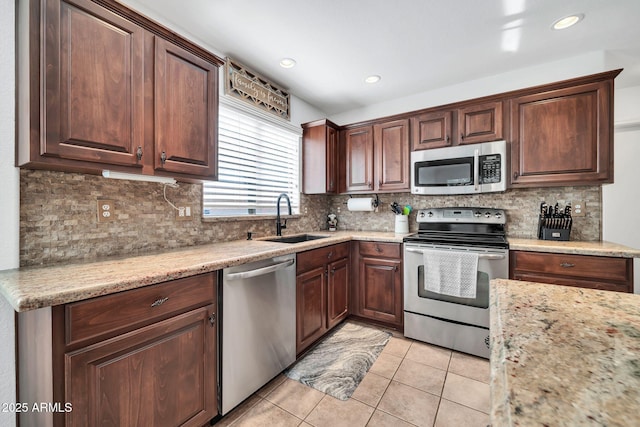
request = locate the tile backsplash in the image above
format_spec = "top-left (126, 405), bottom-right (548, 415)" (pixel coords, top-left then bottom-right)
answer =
top-left (20, 169), bottom-right (601, 266)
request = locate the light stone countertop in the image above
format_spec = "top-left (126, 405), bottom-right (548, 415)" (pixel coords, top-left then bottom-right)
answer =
top-left (508, 237), bottom-right (640, 258)
top-left (2, 231), bottom-right (639, 313)
top-left (490, 278), bottom-right (640, 426)
top-left (0, 231), bottom-right (407, 312)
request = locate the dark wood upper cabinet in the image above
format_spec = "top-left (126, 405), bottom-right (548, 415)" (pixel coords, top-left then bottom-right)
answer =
top-left (411, 102), bottom-right (502, 151)
top-left (19, 0), bottom-right (145, 170)
top-left (411, 110), bottom-right (453, 150)
top-left (343, 125), bottom-right (375, 192)
top-left (154, 38), bottom-right (218, 178)
top-left (302, 119), bottom-right (340, 194)
top-left (458, 101), bottom-right (503, 145)
top-left (510, 78), bottom-right (615, 187)
top-left (342, 120), bottom-right (409, 193)
top-left (17, 0), bottom-right (223, 180)
top-left (374, 119), bottom-right (410, 192)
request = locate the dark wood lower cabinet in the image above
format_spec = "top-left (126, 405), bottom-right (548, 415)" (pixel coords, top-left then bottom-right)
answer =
top-left (66, 306), bottom-right (215, 427)
top-left (296, 266), bottom-right (327, 352)
top-left (510, 251), bottom-right (633, 293)
top-left (296, 243), bottom-right (350, 355)
top-left (327, 257), bottom-right (350, 329)
top-left (351, 242), bottom-right (403, 330)
top-left (18, 273), bottom-right (218, 427)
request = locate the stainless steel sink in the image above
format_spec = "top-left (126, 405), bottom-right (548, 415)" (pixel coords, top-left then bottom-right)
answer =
top-left (264, 234), bottom-right (329, 244)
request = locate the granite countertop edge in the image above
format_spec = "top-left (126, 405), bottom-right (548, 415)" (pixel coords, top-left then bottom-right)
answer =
top-left (2, 232), bottom-right (639, 312)
top-left (0, 231), bottom-right (407, 312)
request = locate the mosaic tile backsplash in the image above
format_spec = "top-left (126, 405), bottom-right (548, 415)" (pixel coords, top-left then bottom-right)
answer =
top-left (20, 169), bottom-right (601, 266)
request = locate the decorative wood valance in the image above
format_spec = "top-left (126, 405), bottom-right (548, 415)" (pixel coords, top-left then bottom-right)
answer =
top-left (224, 58), bottom-right (290, 120)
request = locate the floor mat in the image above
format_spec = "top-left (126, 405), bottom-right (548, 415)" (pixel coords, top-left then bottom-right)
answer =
top-left (285, 322), bottom-right (391, 400)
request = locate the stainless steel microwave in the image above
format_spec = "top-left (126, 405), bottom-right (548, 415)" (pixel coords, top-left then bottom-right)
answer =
top-left (411, 140), bottom-right (507, 195)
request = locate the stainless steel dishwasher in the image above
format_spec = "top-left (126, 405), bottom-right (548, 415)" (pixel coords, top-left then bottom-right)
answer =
top-left (220, 254), bottom-right (296, 415)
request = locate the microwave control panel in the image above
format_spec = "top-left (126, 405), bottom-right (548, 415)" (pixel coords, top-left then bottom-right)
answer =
top-left (479, 154), bottom-right (502, 184)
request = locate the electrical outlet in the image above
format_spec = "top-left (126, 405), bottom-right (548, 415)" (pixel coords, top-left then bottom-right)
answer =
top-left (176, 205), bottom-right (193, 221)
top-left (97, 199), bottom-right (115, 222)
top-left (573, 200), bottom-right (586, 217)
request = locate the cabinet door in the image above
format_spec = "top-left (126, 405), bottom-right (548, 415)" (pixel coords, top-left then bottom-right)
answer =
top-left (66, 305), bottom-right (217, 427)
top-left (296, 266), bottom-right (327, 354)
top-left (42, 0), bottom-right (145, 167)
top-left (374, 119), bottom-right (410, 192)
top-left (302, 121), bottom-right (338, 194)
top-left (510, 80), bottom-right (613, 186)
top-left (327, 257), bottom-right (349, 329)
top-left (359, 257), bottom-right (403, 326)
top-left (326, 126), bottom-right (339, 193)
top-left (410, 110), bottom-right (453, 150)
top-left (344, 126), bottom-right (374, 192)
top-left (457, 101), bottom-right (503, 145)
top-left (155, 38), bottom-right (218, 179)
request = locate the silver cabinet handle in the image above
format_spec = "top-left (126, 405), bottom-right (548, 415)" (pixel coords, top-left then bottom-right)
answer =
top-left (226, 259), bottom-right (294, 280)
top-left (151, 297), bottom-right (169, 307)
top-left (560, 262), bottom-right (575, 268)
top-left (473, 148), bottom-right (480, 191)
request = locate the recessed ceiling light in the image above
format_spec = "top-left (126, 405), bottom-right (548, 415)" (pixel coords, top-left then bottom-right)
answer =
top-left (365, 75), bottom-right (381, 84)
top-left (279, 58), bottom-right (296, 68)
top-left (552, 14), bottom-right (584, 30)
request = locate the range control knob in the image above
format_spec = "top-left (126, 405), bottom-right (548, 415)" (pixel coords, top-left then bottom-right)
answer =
top-left (427, 211), bottom-right (434, 217)
top-left (474, 211), bottom-right (481, 217)
top-left (485, 212), bottom-right (491, 218)
top-left (419, 211), bottom-right (425, 218)
top-left (495, 212), bottom-right (503, 219)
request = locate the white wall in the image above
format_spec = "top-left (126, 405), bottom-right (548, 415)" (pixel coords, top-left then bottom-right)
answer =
top-left (603, 85), bottom-right (640, 294)
top-left (328, 50), bottom-right (635, 125)
top-left (0, 0), bottom-right (19, 425)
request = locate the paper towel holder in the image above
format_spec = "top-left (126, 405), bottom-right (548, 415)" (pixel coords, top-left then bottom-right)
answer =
top-left (343, 194), bottom-right (380, 208)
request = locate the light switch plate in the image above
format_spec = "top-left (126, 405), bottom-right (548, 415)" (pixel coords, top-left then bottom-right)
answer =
top-left (176, 205), bottom-right (193, 221)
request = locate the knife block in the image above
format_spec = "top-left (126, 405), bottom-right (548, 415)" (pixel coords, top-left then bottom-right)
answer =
top-left (537, 214), bottom-right (572, 241)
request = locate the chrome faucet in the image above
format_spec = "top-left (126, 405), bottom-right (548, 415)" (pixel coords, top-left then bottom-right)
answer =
top-left (276, 193), bottom-right (291, 236)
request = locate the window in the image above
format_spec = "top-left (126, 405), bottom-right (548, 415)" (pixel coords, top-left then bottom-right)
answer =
top-left (203, 102), bottom-right (300, 217)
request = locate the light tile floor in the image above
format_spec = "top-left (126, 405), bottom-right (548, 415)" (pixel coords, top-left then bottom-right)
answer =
top-left (215, 327), bottom-right (490, 427)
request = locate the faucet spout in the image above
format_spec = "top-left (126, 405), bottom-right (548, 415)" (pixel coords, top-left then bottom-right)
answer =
top-left (276, 193), bottom-right (292, 236)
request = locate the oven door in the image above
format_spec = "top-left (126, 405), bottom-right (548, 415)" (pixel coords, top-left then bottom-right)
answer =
top-left (403, 243), bottom-right (508, 328)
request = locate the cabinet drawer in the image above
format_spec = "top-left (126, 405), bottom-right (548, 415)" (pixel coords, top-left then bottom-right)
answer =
top-left (297, 243), bottom-right (349, 273)
top-left (358, 242), bottom-right (401, 259)
top-left (66, 273), bottom-right (216, 347)
top-left (511, 251), bottom-right (631, 282)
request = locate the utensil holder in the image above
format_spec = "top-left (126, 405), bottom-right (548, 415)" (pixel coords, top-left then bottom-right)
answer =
top-left (395, 215), bottom-right (409, 234)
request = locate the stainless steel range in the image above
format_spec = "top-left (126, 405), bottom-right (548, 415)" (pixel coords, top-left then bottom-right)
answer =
top-left (403, 207), bottom-right (508, 359)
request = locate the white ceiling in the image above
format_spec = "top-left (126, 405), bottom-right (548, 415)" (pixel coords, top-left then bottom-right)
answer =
top-left (120, 0), bottom-right (640, 117)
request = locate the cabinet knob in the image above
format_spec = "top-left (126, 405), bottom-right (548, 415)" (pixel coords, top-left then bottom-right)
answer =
top-left (513, 171), bottom-right (519, 180)
top-left (161, 151), bottom-right (167, 165)
top-left (208, 313), bottom-right (216, 327)
top-left (327, 251), bottom-right (333, 259)
top-left (460, 132), bottom-right (464, 141)
top-left (136, 146), bottom-right (143, 161)
top-left (394, 265), bottom-right (399, 272)
top-left (446, 135), bottom-right (450, 143)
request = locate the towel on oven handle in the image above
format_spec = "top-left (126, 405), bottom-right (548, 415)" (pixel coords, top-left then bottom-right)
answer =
top-left (422, 249), bottom-right (478, 298)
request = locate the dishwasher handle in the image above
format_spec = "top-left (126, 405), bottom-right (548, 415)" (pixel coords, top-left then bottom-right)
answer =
top-left (406, 247), bottom-right (506, 260)
top-left (226, 258), bottom-right (295, 280)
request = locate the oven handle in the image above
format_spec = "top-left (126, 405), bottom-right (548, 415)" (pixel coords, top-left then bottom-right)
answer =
top-left (405, 247), bottom-right (506, 260)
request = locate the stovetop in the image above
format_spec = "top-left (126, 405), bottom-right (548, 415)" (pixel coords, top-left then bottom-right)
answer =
top-left (403, 207), bottom-right (509, 249)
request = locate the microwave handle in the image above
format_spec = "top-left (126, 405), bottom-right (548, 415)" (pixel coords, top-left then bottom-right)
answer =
top-left (473, 148), bottom-right (480, 191)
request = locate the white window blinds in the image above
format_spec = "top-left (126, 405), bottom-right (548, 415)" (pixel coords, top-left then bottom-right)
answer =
top-left (203, 104), bottom-right (300, 217)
